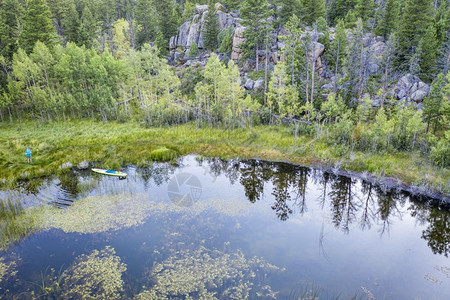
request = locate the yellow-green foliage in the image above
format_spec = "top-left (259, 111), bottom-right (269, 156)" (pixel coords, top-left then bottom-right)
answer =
top-left (135, 246), bottom-right (281, 299)
top-left (149, 147), bottom-right (178, 161)
top-left (60, 246), bottom-right (126, 299)
top-left (0, 257), bottom-right (18, 284)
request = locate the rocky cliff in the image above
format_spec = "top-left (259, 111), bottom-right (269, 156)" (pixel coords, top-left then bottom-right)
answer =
top-left (169, 3), bottom-right (430, 104)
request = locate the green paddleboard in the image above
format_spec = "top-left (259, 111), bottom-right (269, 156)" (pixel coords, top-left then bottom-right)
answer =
top-left (91, 168), bottom-right (127, 177)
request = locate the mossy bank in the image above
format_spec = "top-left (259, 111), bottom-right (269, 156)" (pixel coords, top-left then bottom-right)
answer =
top-left (0, 120), bottom-right (448, 198)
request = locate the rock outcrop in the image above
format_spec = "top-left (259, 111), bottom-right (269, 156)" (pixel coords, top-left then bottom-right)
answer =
top-left (169, 2), bottom-right (428, 104)
top-left (169, 3), bottom-right (239, 52)
top-left (231, 25), bottom-right (246, 60)
top-left (391, 74), bottom-right (430, 103)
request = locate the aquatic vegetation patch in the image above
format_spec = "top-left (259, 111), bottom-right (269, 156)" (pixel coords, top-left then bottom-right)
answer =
top-left (135, 246), bottom-right (282, 299)
top-left (40, 194), bottom-right (157, 234)
top-left (39, 193), bottom-right (257, 234)
top-left (59, 246), bottom-right (127, 299)
top-left (0, 257), bottom-right (18, 284)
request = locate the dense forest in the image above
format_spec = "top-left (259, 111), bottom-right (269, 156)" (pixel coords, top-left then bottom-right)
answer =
top-left (0, 0), bottom-right (449, 168)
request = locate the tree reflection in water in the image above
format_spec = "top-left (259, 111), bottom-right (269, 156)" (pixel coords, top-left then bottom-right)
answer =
top-left (2, 156), bottom-right (449, 258)
top-left (193, 158), bottom-right (450, 257)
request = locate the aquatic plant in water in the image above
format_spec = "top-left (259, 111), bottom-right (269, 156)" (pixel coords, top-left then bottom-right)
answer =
top-left (0, 257), bottom-right (18, 284)
top-left (135, 246), bottom-right (282, 299)
top-left (59, 246), bottom-right (126, 299)
top-left (40, 193), bottom-right (257, 234)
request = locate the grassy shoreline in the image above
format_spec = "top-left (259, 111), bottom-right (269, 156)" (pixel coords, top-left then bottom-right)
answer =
top-left (0, 120), bottom-right (449, 197)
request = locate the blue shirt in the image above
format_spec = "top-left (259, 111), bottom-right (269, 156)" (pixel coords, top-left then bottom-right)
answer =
top-left (25, 149), bottom-right (31, 157)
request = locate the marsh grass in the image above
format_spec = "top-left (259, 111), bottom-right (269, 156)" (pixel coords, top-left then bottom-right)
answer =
top-left (0, 120), bottom-right (448, 194)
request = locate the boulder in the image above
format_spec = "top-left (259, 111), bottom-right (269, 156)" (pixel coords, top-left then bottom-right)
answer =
top-left (411, 90), bottom-right (428, 103)
top-left (215, 2), bottom-right (227, 12)
top-left (217, 10), bottom-right (233, 30)
top-left (196, 4), bottom-right (208, 15)
top-left (77, 161), bottom-right (89, 170)
top-left (244, 79), bottom-right (255, 90)
top-left (311, 42), bottom-right (325, 61)
top-left (321, 83), bottom-right (333, 90)
top-left (371, 41), bottom-right (386, 57)
top-left (254, 78), bottom-right (265, 90)
top-left (372, 95), bottom-right (383, 107)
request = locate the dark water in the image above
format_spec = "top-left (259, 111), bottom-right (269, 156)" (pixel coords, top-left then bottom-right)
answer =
top-left (1, 155), bottom-right (449, 299)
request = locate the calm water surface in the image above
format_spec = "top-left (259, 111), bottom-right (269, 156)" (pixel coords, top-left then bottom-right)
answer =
top-left (0, 155), bottom-right (449, 299)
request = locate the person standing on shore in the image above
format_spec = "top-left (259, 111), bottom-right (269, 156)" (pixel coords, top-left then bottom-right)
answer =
top-left (25, 147), bottom-right (32, 163)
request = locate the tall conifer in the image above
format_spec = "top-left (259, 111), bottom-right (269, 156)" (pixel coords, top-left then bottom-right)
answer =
top-left (20, 0), bottom-right (58, 53)
top-left (203, 1), bottom-right (219, 51)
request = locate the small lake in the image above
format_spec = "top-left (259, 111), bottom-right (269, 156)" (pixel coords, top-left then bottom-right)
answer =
top-left (1, 155), bottom-right (449, 299)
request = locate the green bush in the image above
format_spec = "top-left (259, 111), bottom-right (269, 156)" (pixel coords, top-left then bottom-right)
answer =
top-left (430, 131), bottom-right (450, 167)
top-left (149, 147), bottom-right (179, 161)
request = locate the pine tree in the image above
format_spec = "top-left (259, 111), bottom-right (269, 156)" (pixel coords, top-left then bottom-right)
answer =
top-left (302, 0), bottom-right (326, 25)
top-left (203, 1), bottom-right (219, 51)
top-left (20, 0), bottom-right (58, 53)
top-left (63, 0), bottom-right (80, 44)
top-left (218, 29), bottom-right (233, 53)
top-left (155, 30), bottom-right (168, 56)
top-left (331, 0), bottom-right (357, 24)
top-left (419, 24), bottom-right (440, 82)
top-left (78, 5), bottom-right (97, 48)
top-left (155, 0), bottom-right (178, 40)
top-left (328, 20), bottom-right (347, 92)
top-left (279, 0), bottom-right (304, 25)
top-left (241, 0), bottom-right (273, 71)
top-left (189, 41), bottom-right (199, 57)
top-left (222, 0), bottom-right (241, 10)
top-left (182, 0), bottom-right (196, 22)
top-left (136, 0), bottom-right (157, 48)
top-left (355, 0), bottom-right (376, 22)
top-left (0, 0), bottom-right (25, 60)
top-left (397, 0), bottom-right (434, 66)
top-left (423, 73), bottom-right (446, 133)
top-left (374, 0), bottom-right (400, 38)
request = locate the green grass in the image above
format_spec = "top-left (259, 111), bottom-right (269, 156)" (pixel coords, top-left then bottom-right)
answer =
top-left (0, 120), bottom-right (448, 195)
